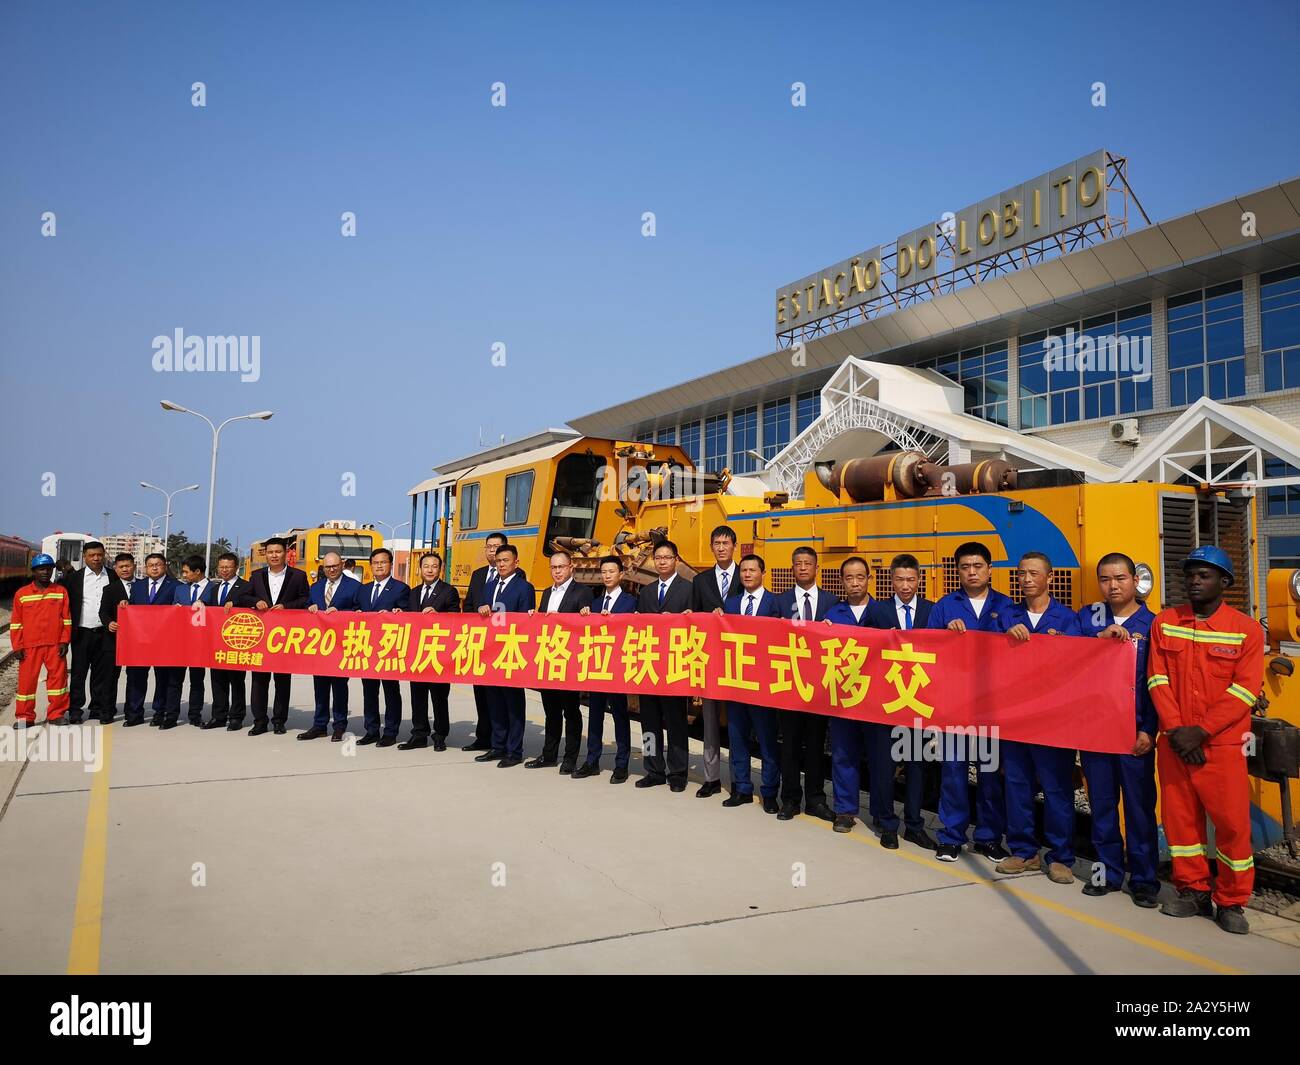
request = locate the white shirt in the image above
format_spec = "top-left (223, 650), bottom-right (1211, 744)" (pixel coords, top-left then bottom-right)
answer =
top-left (215, 578), bottom-right (237, 605)
top-left (186, 578), bottom-right (210, 605)
top-left (342, 567), bottom-right (360, 581)
top-left (370, 577), bottom-right (389, 604)
top-left (894, 595), bottom-right (919, 629)
top-left (968, 593), bottom-right (987, 618)
top-left (418, 580), bottom-right (440, 606)
top-left (547, 578), bottom-right (573, 612)
top-left (1026, 609), bottom-right (1045, 628)
top-left (714, 563), bottom-right (737, 600)
top-left (493, 573), bottom-right (514, 604)
top-left (739, 587), bottom-right (767, 614)
top-left (597, 586), bottom-right (622, 612)
top-left (656, 574), bottom-right (677, 598)
top-left (267, 567), bottom-right (286, 604)
top-left (792, 584), bottom-right (820, 620)
top-left (849, 602), bottom-right (869, 623)
top-left (80, 567), bottom-right (110, 627)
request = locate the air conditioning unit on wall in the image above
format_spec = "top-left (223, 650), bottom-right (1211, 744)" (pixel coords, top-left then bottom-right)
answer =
top-left (1110, 418), bottom-right (1140, 445)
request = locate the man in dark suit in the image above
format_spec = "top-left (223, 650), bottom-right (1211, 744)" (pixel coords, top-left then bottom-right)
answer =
top-left (461, 531), bottom-right (507, 752)
top-left (472, 543), bottom-right (535, 767)
top-left (401, 550), bottom-right (460, 751)
top-left (635, 539), bottom-right (694, 792)
top-left (237, 536), bottom-right (310, 736)
top-left (860, 553), bottom-right (938, 851)
top-left (826, 556), bottom-right (875, 831)
top-left (773, 545), bottom-right (838, 821)
top-left (527, 549), bottom-right (592, 773)
top-left (690, 524), bottom-right (742, 798)
top-left (355, 547), bottom-right (410, 747)
top-left (122, 552), bottom-right (181, 727)
top-left (721, 555), bottom-right (783, 813)
top-left (574, 555), bottom-right (637, 782)
top-left (62, 540), bottom-right (114, 724)
top-left (99, 552), bottom-right (138, 724)
top-left (299, 550), bottom-right (362, 741)
top-left (172, 554), bottom-right (211, 727)
top-left (202, 552), bottom-right (251, 730)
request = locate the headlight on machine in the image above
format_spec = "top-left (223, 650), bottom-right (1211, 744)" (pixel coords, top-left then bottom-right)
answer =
top-left (1135, 562), bottom-right (1154, 598)
top-left (1291, 568), bottom-right (1300, 602)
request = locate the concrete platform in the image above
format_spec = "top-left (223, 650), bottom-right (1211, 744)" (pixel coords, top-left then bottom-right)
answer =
top-left (1, 676), bottom-right (1297, 975)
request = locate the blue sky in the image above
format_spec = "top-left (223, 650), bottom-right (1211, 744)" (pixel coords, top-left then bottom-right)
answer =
top-left (2, 0), bottom-right (1298, 553)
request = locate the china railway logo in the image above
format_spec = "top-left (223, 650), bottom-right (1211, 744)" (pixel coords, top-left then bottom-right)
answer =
top-left (220, 611), bottom-right (265, 651)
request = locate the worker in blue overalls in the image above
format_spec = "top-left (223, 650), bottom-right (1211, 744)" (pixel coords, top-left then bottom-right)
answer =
top-left (927, 541), bottom-right (1016, 863)
top-left (995, 551), bottom-right (1082, 884)
top-left (1076, 551), bottom-right (1160, 908)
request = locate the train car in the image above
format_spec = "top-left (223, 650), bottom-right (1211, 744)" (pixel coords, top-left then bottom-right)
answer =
top-left (440, 435), bottom-right (1299, 861)
top-left (242, 522), bottom-right (384, 584)
top-left (40, 532), bottom-right (93, 573)
top-left (0, 533), bottom-right (38, 595)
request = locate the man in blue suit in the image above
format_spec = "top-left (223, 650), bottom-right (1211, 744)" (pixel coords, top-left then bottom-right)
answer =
top-left (123, 552), bottom-right (181, 728)
top-left (995, 551), bottom-right (1081, 885)
top-left (827, 556), bottom-right (877, 834)
top-left (773, 546), bottom-right (837, 821)
top-left (472, 543), bottom-right (536, 767)
top-left (574, 555), bottom-right (638, 782)
top-left (721, 555), bottom-right (783, 813)
top-left (172, 554), bottom-right (211, 728)
top-left (927, 540), bottom-right (1017, 864)
top-left (862, 553), bottom-right (938, 851)
top-left (300, 550), bottom-right (362, 741)
top-left (355, 547), bottom-right (409, 747)
top-left (201, 552), bottom-right (251, 730)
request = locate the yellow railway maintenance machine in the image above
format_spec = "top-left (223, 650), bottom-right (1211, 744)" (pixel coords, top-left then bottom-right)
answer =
top-left (443, 438), bottom-right (1298, 867)
top-left (243, 521), bottom-right (384, 585)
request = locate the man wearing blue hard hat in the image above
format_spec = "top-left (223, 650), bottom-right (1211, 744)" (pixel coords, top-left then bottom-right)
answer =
top-left (10, 554), bottom-right (73, 725)
top-left (1146, 545), bottom-right (1263, 934)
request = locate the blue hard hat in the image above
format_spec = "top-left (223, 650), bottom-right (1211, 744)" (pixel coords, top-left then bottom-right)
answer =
top-left (31, 553), bottom-right (55, 569)
top-left (1183, 545), bottom-right (1234, 582)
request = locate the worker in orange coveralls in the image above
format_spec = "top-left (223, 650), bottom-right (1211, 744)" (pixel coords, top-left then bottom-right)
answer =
top-left (11, 553), bottom-right (73, 726)
top-left (1146, 546), bottom-right (1262, 935)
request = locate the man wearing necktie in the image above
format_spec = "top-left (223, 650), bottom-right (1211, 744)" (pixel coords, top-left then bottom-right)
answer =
top-left (354, 547), bottom-right (411, 747)
top-left (526, 550), bottom-right (592, 773)
top-left (574, 556), bottom-right (638, 781)
top-left (635, 540), bottom-right (694, 791)
top-left (774, 546), bottom-right (839, 822)
top-left (402, 551), bottom-right (460, 751)
top-left (98, 552), bottom-right (138, 724)
top-left (170, 554), bottom-right (211, 729)
top-left (461, 532), bottom-right (508, 752)
top-left (300, 551), bottom-right (363, 740)
top-left (473, 544), bottom-right (536, 767)
top-left (690, 525), bottom-right (742, 798)
top-left (123, 553), bottom-right (180, 727)
top-left (202, 552), bottom-right (252, 730)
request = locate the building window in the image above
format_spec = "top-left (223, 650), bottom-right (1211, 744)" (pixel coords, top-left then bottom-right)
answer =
top-left (679, 421), bottom-right (701, 464)
top-left (459, 482), bottom-right (480, 530)
top-left (635, 430), bottom-right (653, 443)
top-left (1262, 265), bottom-right (1300, 393)
top-left (1265, 458), bottom-right (1300, 517)
top-left (1168, 281), bottom-right (1245, 406)
top-left (503, 470), bottom-right (534, 525)
top-left (1017, 304), bottom-right (1153, 427)
top-left (704, 414), bottom-right (728, 473)
top-left (762, 398), bottom-right (791, 460)
top-left (796, 389), bottom-right (820, 433)
top-left (1270, 534), bottom-right (1300, 570)
top-left (731, 406), bottom-right (758, 473)
top-left (921, 343), bottom-right (1009, 425)
top-left (655, 426), bottom-right (677, 445)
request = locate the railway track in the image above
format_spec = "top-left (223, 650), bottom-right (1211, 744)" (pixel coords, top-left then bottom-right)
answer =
top-left (0, 622), bottom-right (12, 672)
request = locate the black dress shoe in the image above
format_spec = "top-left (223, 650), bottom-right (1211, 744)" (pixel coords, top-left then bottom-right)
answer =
top-left (559, 762), bottom-right (576, 776)
top-left (149, 719), bottom-right (162, 727)
top-left (806, 801), bottom-right (836, 822)
top-left (722, 791), bottom-right (754, 807)
top-left (833, 814), bottom-right (855, 833)
top-left (496, 756), bottom-right (522, 768)
top-left (433, 737), bottom-right (446, 752)
top-left (67, 714), bottom-right (84, 725)
top-left (474, 749), bottom-right (504, 762)
top-left (249, 723), bottom-right (269, 736)
top-left (572, 762), bottom-right (600, 779)
top-left (609, 767), bottom-right (628, 783)
top-left (123, 719), bottom-right (146, 728)
top-left (524, 756), bottom-right (557, 769)
top-left (1082, 882), bottom-right (1121, 897)
top-left (669, 780), bottom-right (686, 793)
top-left (777, 802), bottom-right (800, 821)
top-left (227, 722), bottom-right (244, 731)
top-left (903, 828), bottom-right (939, 851)
top-left (463, 740), bottom-right (491, 752)
top-left (357, 733), bottom-right (379, 746)
top-left (695, 780), bottom-right (722, 798)
top-left (1130, 885), bottom-right (1160, 909)
top-left (880, 830), bottom-right (900, 850)
top-left (273, 724), bottom-right (286, 735)
top-left (201, 720), bottom-right (227, 730)
top-left (761, 795), bottom-right (780, 814)
top-left (159, 721), bottom-right (178, 731)
top-left (398, 737), bottom-right (427, 750)
top-left (376, 736), bottom-right (396, 748)
top-left (635, 775), bottom-right (666, 789)
top-left (298, 726), bottom-right (327, 741)
top-left (331, 729), bottom-right (346, 742)
top-left (972, 841), bottom-right (1009, 863)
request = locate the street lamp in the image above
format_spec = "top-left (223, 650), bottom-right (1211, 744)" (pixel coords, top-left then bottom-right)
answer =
top-left (160, 401), bottom-right (273, 571)
top-left (367, 520), bottom-right (410, 541)
top-left (139, 482), bottom-right (200, 549)
top-left (131, 511), bottom-right (163, 537)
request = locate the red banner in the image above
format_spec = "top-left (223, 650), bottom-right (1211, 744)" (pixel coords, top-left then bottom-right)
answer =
top-left (116, 605), bottom-right (1136, 753)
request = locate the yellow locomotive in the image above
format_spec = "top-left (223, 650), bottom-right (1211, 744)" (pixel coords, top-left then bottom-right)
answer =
top-left (242, 522), bottom-right (385, 584)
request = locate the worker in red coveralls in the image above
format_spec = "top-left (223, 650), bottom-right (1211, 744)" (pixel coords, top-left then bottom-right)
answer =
top-left (11, 553), bottom-right (73, 726)
top-left (1147, 546), bottom-right (1262, 935)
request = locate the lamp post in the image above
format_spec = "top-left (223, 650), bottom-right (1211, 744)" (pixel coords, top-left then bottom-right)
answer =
top-left (139, 482), bottom-right (199, 551)
top-left (160, 402), bottom-right (273, 572)
top-left (131, 511), bottom-right (163, 537)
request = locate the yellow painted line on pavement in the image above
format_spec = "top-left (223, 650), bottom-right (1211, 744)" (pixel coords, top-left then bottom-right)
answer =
top-left (67, 726), bottom-right (112, 974)
top-left (808, 816), bottom-right (1243, 975)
